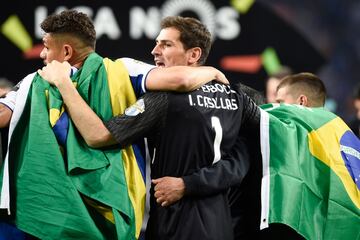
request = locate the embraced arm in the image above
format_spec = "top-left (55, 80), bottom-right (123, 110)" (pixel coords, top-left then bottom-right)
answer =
top-left (153, 95), bottom-right (261, 206)
top-left (38, 60), bottom-right (226, 146)
top-left (39, 61), bottom-right (166, 148)
top-left (38, 61), bottom-right (114, 148)
top-left (153, 135), bottom-right (251, 206)
top-left (145, 65), bottom-right (229, 92)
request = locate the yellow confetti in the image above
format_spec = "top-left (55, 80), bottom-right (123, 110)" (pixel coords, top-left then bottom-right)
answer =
top-left (1, 15), bottom-right (32, 52)
top-left (231, 0), bottom-right (255, 14)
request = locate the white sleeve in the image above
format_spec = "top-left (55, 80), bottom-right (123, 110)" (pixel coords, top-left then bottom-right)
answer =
top-left (0, 72), bottom-right (36, 112)
top-left (0, 91), bottom-right (17, 111)
top-left (120, 57), bottom-right (156, 93)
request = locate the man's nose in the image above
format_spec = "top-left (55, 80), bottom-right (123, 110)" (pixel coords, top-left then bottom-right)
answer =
top-left (39, 48), bottom-right (46, 59)
top-left (151, 45), bottom-right (160, 56)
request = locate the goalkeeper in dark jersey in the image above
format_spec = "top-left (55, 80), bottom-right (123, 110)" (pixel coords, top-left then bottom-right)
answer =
top-left (104, 82), bottom-right (259, 239)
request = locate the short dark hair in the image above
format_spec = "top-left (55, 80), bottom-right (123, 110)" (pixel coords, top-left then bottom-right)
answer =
top-left (41, 10), bottom-right (96, 49)
top-left (277, 72), bottom-right (326, 107)
top-left (161, 16), bottom-right (212, 65)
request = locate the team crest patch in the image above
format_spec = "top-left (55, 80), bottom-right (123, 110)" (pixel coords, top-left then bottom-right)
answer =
top-left (125, 99), bottom-right (145, 116)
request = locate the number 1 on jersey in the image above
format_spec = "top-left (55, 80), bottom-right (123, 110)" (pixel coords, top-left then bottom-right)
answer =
top-left (211, 116), bottom-right (223, 164)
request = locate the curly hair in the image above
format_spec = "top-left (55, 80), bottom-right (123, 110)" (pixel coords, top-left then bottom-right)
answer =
top-left (41, 10), bottom-right (96, 49)
top-left (161, 16), bottom-right (212, 65)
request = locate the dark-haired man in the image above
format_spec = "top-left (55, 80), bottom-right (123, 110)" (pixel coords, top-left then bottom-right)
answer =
top-left (259, 72), bottom-right (328, 239)
top-left (148, 16), bottom-right (264, 239)
top-left (275, 72), bottom-right (326, 107)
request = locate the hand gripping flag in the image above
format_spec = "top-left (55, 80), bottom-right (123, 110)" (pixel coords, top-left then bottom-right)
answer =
top-left (0, 53), bottom-right (145, 239)
top-left (260, 104), bottom-right (360, 239)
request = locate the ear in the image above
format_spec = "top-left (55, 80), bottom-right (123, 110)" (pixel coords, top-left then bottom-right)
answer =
top-left (187, 47), bottom-right (202, 65)
top-left (63, 44), bottom-right (73, 61)
top-left (298, 94), bottom-right (309, 106)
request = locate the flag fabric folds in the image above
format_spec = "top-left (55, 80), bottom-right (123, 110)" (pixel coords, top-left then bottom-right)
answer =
top-left (260, 104), bottom-right (360, 240)
top-left (0, 53), bottom-right (145, 239)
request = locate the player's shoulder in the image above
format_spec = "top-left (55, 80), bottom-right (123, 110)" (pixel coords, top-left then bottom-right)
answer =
top-left (119, 57), bottom-right (154, 67)
top-left (118, 57), bottom-right (155, 77)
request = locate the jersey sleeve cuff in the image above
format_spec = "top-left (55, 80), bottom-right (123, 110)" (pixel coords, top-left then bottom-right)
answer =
top-left (142, 67), bottom-right (157, 93)
top-left (0, 91), bottom-right (17, 111)
top-left (182, 175), bottom-right (199, 196)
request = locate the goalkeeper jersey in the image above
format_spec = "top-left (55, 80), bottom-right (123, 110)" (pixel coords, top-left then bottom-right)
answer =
top-left (105, 81), bottom-right (260, 240)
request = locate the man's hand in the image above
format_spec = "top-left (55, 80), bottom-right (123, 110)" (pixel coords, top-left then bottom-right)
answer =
top-left (212, 68), bottom-right (229, 85)
top-left (152, 177), bottom-right (185, 207)
top-left (37, 60), bottom-right (72, 87)
top-left (187, 66), bottom-right (229, 90)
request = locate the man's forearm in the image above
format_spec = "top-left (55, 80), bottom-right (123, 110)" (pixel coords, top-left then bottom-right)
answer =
top-left (152, 154), bottom-right (248, 207)
top-left (146, 66), bottom-right (228, 92)
top-left (182, 136), bottom-right (251, 196)
top-left (152, 136), bottom-right (251, 207)
top-left (38, 61), bottom-right (115, 148)
top-left (182, 158), bottom-right (248, 196)
top-left (56, 78), bottom-right (115, 148)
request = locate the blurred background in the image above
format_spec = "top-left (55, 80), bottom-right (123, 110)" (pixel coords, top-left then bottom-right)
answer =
top-left (0, 0), bottom-right (359, 125)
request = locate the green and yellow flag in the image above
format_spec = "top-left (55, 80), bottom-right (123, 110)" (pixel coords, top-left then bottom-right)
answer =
top-left (260, 104), bottom-right (360, 239)
top-left (1, 53), bottom-right (145, 239)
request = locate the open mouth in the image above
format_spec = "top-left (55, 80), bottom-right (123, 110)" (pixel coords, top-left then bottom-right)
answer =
top-left (155, 60), bottom-right (165, 67)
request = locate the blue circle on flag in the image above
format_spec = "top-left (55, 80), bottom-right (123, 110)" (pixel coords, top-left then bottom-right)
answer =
top-left (340, 131), bottom-right (360, 190)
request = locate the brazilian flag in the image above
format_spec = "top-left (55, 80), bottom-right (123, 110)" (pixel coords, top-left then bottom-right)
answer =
top-left (0, 53), bottom-right (145, 239)
top-left (260, 104), bottom-right (360, 239)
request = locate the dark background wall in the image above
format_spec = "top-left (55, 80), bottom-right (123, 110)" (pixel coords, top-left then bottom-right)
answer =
top-left (260, 0), bottom-right (360, 123)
